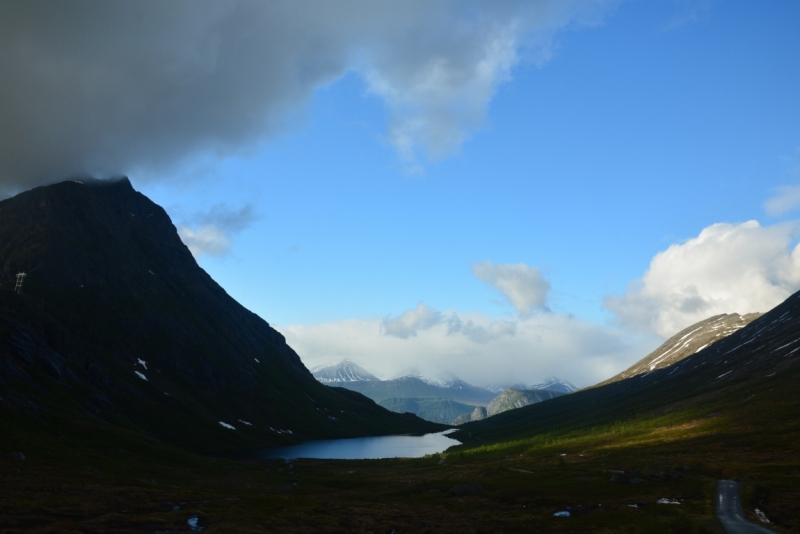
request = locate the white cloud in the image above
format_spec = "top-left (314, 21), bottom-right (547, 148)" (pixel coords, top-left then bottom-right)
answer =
top-left (765, 185), bottom-right (800, 216)
top-left (177, 225), bottom-right (230, 257)
top-left (446, 315), bottom-right (517, 344)
top-left (365, 23), bottom-right (518, 166)
top-left (472, 261), bottom-right (550, 315)
top-left (280, 309), bottom-right (651, 389)
top-left (605, 220), bottom-right (800, 338)
top-left (0, 1), bottom-right (619, 189)
top-left (380, 302), bottom-right (518, 344)
top-left (381, 302), bottom-right (442, 338)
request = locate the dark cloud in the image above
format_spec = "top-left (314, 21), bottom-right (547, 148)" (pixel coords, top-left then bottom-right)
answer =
top-left (0, 1), bottom-right (617, 191)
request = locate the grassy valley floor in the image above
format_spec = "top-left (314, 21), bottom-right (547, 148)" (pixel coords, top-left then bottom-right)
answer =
top-left (2, 369), bottom-right (798, 533)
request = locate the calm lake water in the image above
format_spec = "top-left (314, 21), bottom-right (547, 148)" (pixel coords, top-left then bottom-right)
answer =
top-left (258, 430), bottom-right (460, 460)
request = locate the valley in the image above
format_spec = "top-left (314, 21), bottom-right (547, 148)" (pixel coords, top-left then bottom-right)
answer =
top-left (1, 180), bottom-right (799, 533)
top-left (3, 328), bottom-right (798, 532)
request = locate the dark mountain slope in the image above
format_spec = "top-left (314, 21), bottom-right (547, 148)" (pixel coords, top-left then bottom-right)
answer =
top-left (0, 178), bottom-right (438, 453)
top-left (455, 290), bottom-right (800, 445)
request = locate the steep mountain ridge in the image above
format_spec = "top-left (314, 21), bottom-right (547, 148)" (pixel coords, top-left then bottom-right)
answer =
top-left (598, 312), bottom-right (761, 387)
top-left (453, 406), bottom-right (487, 425)
top-left (452, 388), bottom-right (563, 425)
top-left (0, 179), bottom-right (438, 452)
top-left (486, 388), bottom-right (563, 416)
top-left (456, 291), bottom-right (800, 444)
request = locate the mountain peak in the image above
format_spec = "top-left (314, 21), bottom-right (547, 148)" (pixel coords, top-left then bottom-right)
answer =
top-left (0, 179), bottom-right (436, 451)
top-left (312, 359), bottom-right (379, 383)
top-left (529, 376), bottom-right (578, 394)
top-left (486, 377), bottom-right (577, 394)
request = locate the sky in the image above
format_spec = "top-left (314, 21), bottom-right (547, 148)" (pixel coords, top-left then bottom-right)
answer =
top-left (1, 1), bottom-right (799, 387)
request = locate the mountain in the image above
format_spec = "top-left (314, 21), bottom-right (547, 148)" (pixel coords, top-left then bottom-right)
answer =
top-left (486, 388), bottom-right (563, 416)
top-left (452, 388), bottom-right (563, 424)
top-left (335, 375), bottom-right (496, 406)
top-left (486, 376), bottom-right (577, 394)
top-left (377, 397), bottom-right (475, 425)
top-left (597, 312), bottom-right (761, 387)
top-left (442, 296), bottom-right (800, 532)
top-left (454, 292), bottom-right (800, 446)
top-left (312, 359), bottom-right (379, 383)
top-left (0, 178), bottom-right (438, 453)
top-left (453, 405), bottom-right (487, 425)
top-left (311, 361), bottom-right (496, 423)
top-left (528, 376), bottom-right (577, 393)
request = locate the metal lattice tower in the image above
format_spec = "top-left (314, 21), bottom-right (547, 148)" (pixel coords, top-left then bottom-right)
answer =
top-left (14, 272), bottom-right (26, 294)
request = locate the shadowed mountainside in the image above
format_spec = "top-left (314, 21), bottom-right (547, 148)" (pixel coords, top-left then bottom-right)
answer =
top-left (455, 290), bottom-right (800, 445)
top-left (0, 178), bottom-right (439, 453)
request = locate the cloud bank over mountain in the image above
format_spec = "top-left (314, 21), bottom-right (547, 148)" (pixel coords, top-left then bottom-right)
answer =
top-left (0, 0), bottom-right (617, 190)
top-left (284, 220), bottom-right (800, 386)
top-left (281, 310), bottom-right (647, 388)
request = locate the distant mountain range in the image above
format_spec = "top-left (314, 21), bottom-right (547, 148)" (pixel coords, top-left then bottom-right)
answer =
top-left (312, 361), bottom-right (576, 424)
top-left (376, 397), bottom-right (476, 425)
top-left (330, 374), bottom-right (497, 406)
top-left (313, 310), bottom-right (767, 427)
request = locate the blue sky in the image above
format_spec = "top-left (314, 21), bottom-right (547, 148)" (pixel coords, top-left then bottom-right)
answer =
top-left (3, 1), bottom-right (800, 386)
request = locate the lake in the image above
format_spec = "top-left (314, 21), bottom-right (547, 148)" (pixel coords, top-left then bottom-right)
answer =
top-left (258, 430), bottom-right (460, 460)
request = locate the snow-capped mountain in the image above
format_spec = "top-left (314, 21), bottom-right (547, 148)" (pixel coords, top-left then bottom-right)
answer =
top-left (313, 364), bottom-right (495, 406)
top-left (339, 375), bottom-right (496, 406)
top-left (312, 359), bottom-right (379, 383)
top-left (486, 377), bottom-right (577, 394)
top-left (599, 312), bottom-right (761, 386)
top-left (529, 377), bottom-right (578, 394)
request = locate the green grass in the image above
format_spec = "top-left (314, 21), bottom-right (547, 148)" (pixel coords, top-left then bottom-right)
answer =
top-left (4, 362), bottom-right (798, 533)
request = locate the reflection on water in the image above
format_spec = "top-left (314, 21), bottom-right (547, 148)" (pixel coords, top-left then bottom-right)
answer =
top-left (259, 430), bottom-right (460, 460)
